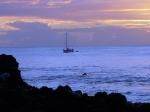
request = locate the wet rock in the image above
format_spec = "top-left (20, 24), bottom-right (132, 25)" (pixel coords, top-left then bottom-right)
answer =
top-left (74, 90), bottom-right (82, 96)
top-left (82, 73), bottom-right (87, 76)
top-left (107, 93), bottom-right (127, 112)
top-left (0, 54), bottom-right (30, 89)
top-left (95, 92), bottom-right (107, 98)
top-left (0, 73), bottom-right (11, 81)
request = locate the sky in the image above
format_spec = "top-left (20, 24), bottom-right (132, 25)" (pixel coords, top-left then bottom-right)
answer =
top-left (1, 0), bottom-right (150, 47)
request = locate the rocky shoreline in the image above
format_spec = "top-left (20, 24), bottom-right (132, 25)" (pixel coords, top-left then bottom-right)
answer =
top-left (0, 54), bottom-right (149, 112)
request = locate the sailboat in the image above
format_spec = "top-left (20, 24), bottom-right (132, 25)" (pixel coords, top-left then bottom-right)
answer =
top-left (63, 32), bottom-right (74, 53)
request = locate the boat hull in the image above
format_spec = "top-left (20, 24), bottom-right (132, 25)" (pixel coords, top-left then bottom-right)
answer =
top-left (63, 48), bottom-right (74, 53)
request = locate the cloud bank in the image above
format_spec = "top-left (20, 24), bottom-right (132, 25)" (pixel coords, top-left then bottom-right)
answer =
top-left (1, 0), bottom-right (150, 47)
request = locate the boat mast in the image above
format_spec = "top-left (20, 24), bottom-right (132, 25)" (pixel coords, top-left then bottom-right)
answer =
top-left (65, 32), bottom-right (68, 49)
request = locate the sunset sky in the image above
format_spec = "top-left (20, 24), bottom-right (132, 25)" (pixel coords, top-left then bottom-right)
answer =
top-left (1, 0), bottom-right (150, 47)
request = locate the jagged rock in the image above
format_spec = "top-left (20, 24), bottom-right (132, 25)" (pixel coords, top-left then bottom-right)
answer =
top-left (0, 73), bottom-right (11, 81)
top-left (0, 54), bottom-right (19, 72)
top-left (95, 92), bottom-right (107, 98)
top-left (0, 54), bottom-right (30, 89)
top-left (82, 73), bottom-right (87, 76)
top-left (74, 90), bottom-right (82, 96)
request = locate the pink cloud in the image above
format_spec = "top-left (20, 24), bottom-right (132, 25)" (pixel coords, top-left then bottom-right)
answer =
top-left (0, 0), bottom-right (72, 8)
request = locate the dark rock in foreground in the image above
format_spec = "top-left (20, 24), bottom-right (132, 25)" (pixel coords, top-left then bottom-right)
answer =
top-left (0, 54), bottom-right (149, 112)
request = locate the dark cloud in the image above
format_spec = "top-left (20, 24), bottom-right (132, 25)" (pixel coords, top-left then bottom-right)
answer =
top-left (1, 22), bottom-right (150, 47)
top-left (0, 22), bottom-right (65, 47)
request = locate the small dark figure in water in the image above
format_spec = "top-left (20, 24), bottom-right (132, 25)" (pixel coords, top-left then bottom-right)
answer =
top-left (82, 73), bottom-right (87, 76)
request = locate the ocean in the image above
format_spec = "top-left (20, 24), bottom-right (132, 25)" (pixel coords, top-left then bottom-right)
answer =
top-left (0, 46), bottom-right (150, 102)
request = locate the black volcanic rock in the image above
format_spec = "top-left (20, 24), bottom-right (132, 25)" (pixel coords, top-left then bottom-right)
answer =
top-left (0, 54), bottom-right (18, 71)
top-left (107, 93), bottom-right (127, 112)
top-left (0, 54), bottom-right (30, 89)
top-left (0, 54), bottom-right (149, 112)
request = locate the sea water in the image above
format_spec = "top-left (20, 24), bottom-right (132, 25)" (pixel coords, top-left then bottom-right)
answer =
top-left (0, 46), bottom-right (150, 102)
